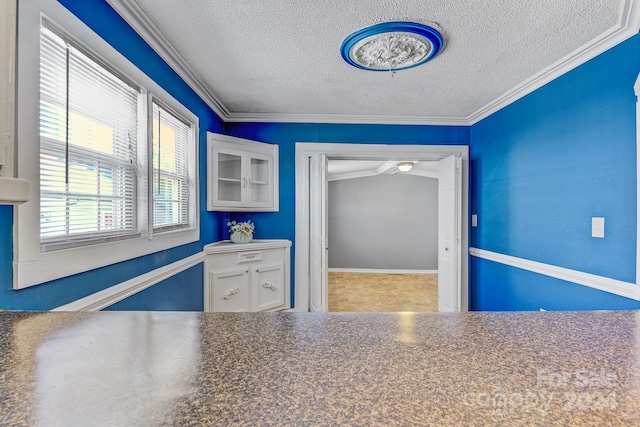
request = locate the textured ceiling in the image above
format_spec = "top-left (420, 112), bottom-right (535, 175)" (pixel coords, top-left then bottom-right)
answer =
top-left (131, 0), bottom-right (625, 122)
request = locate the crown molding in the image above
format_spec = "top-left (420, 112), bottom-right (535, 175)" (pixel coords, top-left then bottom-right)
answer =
top-left (467, 0), bottom-right (640, 125)
top-left (224, 112), bottom-right (470, 126)
top-left (105, 0), bottom-right (229, 119)
top-left (106, 0), bottom-right (639, 127)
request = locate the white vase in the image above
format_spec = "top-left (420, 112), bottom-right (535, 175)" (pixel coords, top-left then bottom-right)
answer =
top-left (230, 232), bottom-right (253, 244)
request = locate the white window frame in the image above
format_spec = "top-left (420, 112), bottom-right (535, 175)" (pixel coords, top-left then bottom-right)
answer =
top-left (148, 95), bottom-right (196, 236)
top-left (14, 0), bottom-right (199, 289)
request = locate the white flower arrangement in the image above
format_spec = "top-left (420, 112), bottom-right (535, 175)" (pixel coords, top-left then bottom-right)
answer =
top-left (227, 220), bottom-right (255, 236)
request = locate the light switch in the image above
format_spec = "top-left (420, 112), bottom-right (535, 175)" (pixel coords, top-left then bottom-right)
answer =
top-left (471, 214), bottom-right (478, 227)
top-left (592, 217), bottom-right (605, 238)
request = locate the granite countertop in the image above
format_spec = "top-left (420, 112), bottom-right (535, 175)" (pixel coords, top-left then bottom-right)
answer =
top-left (1, 310), bottom-right (639, 426)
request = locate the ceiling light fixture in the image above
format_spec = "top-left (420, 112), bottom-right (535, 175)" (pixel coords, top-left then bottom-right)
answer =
top-left (397, 162), bottom-right (414, 172)
top-left (340, 21), bottom-right (444, 72)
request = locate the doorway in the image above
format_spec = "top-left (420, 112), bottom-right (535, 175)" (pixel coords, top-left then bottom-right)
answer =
top-left (326, 160), bottom-right (440, 312)
top-left (294, 143), bottom-right (469, 312)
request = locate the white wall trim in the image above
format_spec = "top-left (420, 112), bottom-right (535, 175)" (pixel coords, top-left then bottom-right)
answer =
top-left (329, 268), bottom-right (438, 275)
top-left (105, 1), bottom-right (640, 127)
top-left (52, 252), bottom-right (206, 311)
top-left (0, 0), bottom-right (16, 180)
top-left (0, 177), bottom-right (28, 204)
top-left (225, 112), bottom-right (469, 126)
top-left (636, 71), bottom-right (640, 285)
top-left (105, 0), bottom-right (229, 120)
top-left (469, 247), bottom-right (640, 301)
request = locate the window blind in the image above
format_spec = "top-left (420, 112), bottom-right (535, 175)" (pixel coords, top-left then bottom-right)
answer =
top-left (39, 23), bottom-right (140, 249)
top-left (151, 100), bottom-right (191, 232)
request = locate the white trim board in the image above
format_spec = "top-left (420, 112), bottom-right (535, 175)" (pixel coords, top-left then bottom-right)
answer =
top-left (52, 252), bottom-right (206, 311)
top-left (106, 0), bottom-right (640, 126)
top-left (0, 177), bottom-right (29, 204)
top-left (636, 71), bottom-right (640, 285)
top-left (469, 248), bottom-right (640, 301)
top-left (329, 268), bottom-right (438, 275)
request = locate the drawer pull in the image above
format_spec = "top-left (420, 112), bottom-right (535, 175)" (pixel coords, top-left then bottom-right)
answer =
top-left (262, 282), bottom-right (277, 291)
top-left (223, 287), bottom-right (240, 300)
top-left (237, 251), bottom-right (262, 263)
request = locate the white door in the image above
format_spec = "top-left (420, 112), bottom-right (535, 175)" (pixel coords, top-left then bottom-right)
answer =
top-left (309, 154), bottom-right (328, 312)
top-left (438, 155), bottom-right (462, 312)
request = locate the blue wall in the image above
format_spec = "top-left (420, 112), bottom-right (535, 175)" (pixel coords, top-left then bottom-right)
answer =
top-left (470, 33), bottom-right (640, 310)
top-left (0, 0), bottom-right (224, 310)
top-left (224, 123), bottom-right (470, 305)
top-left (103, 265), bottom-right (204, 311)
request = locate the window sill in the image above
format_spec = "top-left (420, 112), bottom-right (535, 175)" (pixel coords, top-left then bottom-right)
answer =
top-left (14, 226), bottom-right (199, 289)
top-left (0, 177), bottom-right (29, 204)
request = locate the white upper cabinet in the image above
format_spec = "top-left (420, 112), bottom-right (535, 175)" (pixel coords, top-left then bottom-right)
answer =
top-left (207, 132), bottom-right (279, 212)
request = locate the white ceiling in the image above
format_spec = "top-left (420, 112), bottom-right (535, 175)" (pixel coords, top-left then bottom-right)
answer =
top-left (328, 160), bottom-right (438, 181)
top-left (110, 0), bottom-right (639, 125)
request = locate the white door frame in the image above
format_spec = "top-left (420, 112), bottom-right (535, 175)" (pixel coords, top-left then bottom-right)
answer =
top-left (295, 142), bottom-right (470, 312)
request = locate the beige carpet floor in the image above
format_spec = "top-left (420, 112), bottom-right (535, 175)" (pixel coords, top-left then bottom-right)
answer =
top-left (328, 272), bottom-right (438, 312)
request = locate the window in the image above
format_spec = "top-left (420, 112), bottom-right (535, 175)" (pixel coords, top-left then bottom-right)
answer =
top-left (40, 24), bottom-right (140, 250)
top-left (15, 0), bottom-right (199, 289)
top-left (150, 100), bottom-right (193, 232)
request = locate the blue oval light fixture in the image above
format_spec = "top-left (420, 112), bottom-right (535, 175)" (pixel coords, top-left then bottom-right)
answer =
top-left (340, 21), bottom-right (444, 72)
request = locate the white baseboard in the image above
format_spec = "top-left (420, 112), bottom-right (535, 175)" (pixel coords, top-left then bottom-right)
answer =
top-left (52, 252), bottom-right (206, 311)
top-left (328, 268), bottom-right (438, 274)
top-left (469, 247), bottom-right (640, 301)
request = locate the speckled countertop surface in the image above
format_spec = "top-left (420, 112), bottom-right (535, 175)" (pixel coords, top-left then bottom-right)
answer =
top-left (1, 310), bottom-right (639, 426)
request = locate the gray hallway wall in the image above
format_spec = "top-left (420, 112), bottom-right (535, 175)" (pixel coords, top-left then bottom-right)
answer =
top-left (328, 174), bottom-right (438, 270)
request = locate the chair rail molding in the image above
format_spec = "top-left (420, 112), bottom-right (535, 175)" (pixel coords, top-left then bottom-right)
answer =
top-left (52, 252), bottom-right (206, 311)
top-left (469, 248), bottom-right (640, 301)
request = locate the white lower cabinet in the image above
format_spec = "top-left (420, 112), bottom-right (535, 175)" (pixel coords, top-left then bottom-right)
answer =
top-left (204, 240), bottom-right (291, 312)
top-left (209, 268), bottom-right (251, 312)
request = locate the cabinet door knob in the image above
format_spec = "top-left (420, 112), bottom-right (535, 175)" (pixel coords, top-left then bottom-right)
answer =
top-left (262, 282), bottom-right (276, 291)
top-left (223, 287), bottom-right (240, 300)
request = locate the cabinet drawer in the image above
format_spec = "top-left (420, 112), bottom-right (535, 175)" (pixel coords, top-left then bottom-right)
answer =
top-left (237, 250), bottom-right (262, 264)
top-left (208, 269), bottom-right (250, 312)
top-left (207, 248), bottom-right (284, 269)
top-left (252, 263), bottom-right (285, 312)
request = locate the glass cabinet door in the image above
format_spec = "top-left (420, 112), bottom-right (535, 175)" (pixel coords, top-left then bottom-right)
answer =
top-left (248, 154), bottom-right (271, 205)
top-left (216, 150), bottom-right (242, 203)
top-left (207, 132), bottom-right (278, 212)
